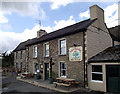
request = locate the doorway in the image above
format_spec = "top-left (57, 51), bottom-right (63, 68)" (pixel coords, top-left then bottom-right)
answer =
top-left (106, 65), bottom-right (120, 92)
top-left (45, 63), bottom-right (49, 80)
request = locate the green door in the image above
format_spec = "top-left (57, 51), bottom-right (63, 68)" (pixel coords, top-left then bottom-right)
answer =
top-left (107, 65), bottom-right (120, 92)
top-left (45, 63), bottom-right (49, 80)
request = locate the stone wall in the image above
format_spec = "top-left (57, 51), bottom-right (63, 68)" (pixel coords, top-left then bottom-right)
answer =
top-left (37, 32), bottom-right (84, 85)
top-left (14, 50), bottom-right (26, 72)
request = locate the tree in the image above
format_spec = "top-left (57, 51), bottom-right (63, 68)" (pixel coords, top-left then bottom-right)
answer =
top-left (2, 52), bottom-right (14, 68)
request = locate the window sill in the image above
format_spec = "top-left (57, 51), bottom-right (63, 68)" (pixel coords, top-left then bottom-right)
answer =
top-left (60, 76), bottom-right (66, 78)
top-left (91, 80), bottom-right (103, 83)
top-left (59, 54), bottom-right (67, 56)
top-left (44, 56), bottom-right (49, 58)
top-left (33, 57), bottom-right (37, 59)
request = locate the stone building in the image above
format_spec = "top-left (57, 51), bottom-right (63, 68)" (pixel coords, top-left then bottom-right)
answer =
top-left (13, 5), bottom-right (112, 88)
top-left (13, 41), bottom-right (27, 72)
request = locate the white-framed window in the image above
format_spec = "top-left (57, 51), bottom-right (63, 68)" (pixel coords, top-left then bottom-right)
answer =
top-left (33, 46), bottom-right (37, 58)
top-left (59, 39), bottom-right (66, 55)
top-left (44, 43), bottom-right (49, 57)
top-left (91, 65), bottom-right (103, 82)
top-left (60, 62), bottom-right (66, 78)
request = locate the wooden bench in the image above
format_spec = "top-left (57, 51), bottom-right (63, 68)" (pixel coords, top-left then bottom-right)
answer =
top-left (70, 81), bottom-right (79, 88)
top-left (53, 82), bottom-right (71, 90)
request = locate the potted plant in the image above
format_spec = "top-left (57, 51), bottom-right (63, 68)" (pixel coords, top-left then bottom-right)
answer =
top-left (52, 71), bottom-right (55, 81)
top-left (49, 71), bottom-right (55, 84)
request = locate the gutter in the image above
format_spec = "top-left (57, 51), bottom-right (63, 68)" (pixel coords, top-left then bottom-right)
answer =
top-left (82, 31), bottom-right (86, 88)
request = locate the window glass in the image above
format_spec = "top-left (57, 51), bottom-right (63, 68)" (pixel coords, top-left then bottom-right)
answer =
top-left (45, 44), bottom-right (49, 57)
top-left (60, 62), bottom-right (66, 77)
top-left (33, 46), bottom-right (37, 58)
top-left (92, 73), bottom-right (102, 81)
top-left (60, 39), bottom-right (66, 55)
top-left (91, 65), bottom-right (103, 82)
top-left (92, 65), bottom-right (102, 72)
top-left (16, 63), bottom-right (18, 69)
top-left (16, 52), bottom-right (18, 59)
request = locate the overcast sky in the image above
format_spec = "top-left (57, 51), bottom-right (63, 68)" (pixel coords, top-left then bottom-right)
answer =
top-left (0, 0), bottom-right (119, 53)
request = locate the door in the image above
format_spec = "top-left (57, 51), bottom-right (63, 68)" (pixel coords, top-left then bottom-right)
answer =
top-left (45, 63), bottom-right (49, 80)
top-left (34, 63), bottom-right (37, 73)
top-left (106, 65), bottom-right (120, 92)
top-left (20, 63), bottom-right (22, 72)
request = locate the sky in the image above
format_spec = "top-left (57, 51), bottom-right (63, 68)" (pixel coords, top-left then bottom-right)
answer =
top-left (0, 0), bottom-right (119, 53)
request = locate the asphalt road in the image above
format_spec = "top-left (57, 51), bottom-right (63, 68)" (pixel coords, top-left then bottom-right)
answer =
top-left (2, 74), bottom-right (58, 94)
top-left (2, 74), bottom-right (115, 94)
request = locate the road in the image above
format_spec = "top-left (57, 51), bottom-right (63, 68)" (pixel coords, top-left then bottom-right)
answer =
top-left (2, 74), bottom-right (58, 94)
top-left (2, 74), bottom-right (114, 94)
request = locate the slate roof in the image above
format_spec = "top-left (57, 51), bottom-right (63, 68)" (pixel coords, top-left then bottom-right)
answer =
top-left (13, 18), bottom-right (96, 52)
top-left (109, 25), bottom-right (120, 42)
top-left (27, 19), bottom-right (97, 46)
top-left (13, 38), bottom-right (37, 52)
top-left (88, 45), bottom-right (120, 63)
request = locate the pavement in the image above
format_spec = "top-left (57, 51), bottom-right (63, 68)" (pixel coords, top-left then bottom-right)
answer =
top-left (16, 77), bottom-right (92, 93)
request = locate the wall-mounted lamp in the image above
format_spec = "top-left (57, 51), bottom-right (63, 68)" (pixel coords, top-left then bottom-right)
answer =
top-left (73, 44), bottom-right (77, 47)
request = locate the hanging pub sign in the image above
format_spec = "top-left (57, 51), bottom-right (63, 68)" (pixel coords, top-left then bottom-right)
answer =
top-left (69, 46), bottom-right (82, 61)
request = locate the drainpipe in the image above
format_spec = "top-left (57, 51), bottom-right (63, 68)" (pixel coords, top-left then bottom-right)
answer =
top-left (83, 31), bottom-right (86, 88)
top-left (86, 63), bottom-right (88, 86)
top-left (112, 40), bottom-right (114, 47)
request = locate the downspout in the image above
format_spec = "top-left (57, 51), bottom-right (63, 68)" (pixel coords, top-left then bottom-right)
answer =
top-left (27, 47), bottom-right (29, 72)
top-left (112, 40), bottom-right (114, 47)
top-left (86, 62), bottom-right (88, 86)
top-left (83, 31), bottom-right (86, 88)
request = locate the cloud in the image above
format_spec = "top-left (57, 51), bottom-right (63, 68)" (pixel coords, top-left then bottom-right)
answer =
top-left (49, 0), bottom-right (119, 10)
top-left (0, 16), bottom-right (76, 52)
top-left (0, 25), bottom-right (40, 52)
top-left (79, 10), bottom-right (90, 20)
top-left (53, 16), bottom-right (76, 30)
top-left (0, 2), bottom-right (46, 22)
top-left (104, 3), bottom-right (118, 28)
top-left (78, 3), bottom-right (118, 28)
top-left (0, 12), bottom-right (8, 23)
top-left (50, 0), bottom-right (75, 10)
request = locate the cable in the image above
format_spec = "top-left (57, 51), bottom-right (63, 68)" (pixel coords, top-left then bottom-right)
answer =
top-left (88, 25), bottom-right (109, 34)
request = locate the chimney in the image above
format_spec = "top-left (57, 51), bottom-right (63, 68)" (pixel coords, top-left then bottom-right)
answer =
top-left (90, 5), bottom-right (104, 29)
top-left (37, 29), bottom-right (47, 38)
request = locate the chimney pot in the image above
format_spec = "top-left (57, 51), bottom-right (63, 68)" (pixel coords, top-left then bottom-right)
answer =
top-left (37, 29), bottom-right (47, 38)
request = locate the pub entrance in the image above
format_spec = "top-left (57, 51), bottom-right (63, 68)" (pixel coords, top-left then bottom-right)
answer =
top-left (45, 63), bottom-right (49, 80)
